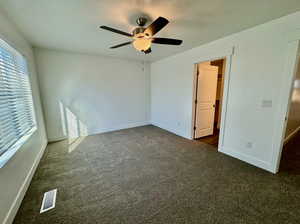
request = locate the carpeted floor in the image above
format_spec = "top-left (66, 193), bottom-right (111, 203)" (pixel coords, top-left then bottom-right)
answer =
top-left (13, 125), bottom-right (300, 224)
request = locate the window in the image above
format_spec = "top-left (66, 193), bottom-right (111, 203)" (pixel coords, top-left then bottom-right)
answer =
top-left (0, 38), bottom-right (36, 168)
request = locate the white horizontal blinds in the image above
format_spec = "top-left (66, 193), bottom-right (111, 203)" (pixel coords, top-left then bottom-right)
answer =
top-left (0, 39), bottom-right (36, 157)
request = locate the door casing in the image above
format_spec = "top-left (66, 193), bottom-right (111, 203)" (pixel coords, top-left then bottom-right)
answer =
top-left (191, 47), bottom-right (234, 152)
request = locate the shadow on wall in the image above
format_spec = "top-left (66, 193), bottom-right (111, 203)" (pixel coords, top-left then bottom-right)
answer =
top-left (59, 101), bottom-right (88, 153)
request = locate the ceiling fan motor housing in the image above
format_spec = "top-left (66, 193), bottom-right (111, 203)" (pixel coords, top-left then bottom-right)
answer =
top-left (132, 27), bottom-right (146, 37)
top-left (136, 17), bottom-right (147, 27)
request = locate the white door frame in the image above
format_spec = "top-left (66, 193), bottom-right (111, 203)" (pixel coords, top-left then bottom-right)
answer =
top-left (271, 30), bottom-right (300, 173)
top-left (191, 47), bottom-right (234, 152)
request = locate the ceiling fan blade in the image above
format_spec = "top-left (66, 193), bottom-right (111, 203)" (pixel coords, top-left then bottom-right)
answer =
top-left (110, 41), bottom-right (132, 49)
top-left (144, 17), bottom-right (169, 36)
top-left (143, 48), bottom-right (152, 54)
top-left (152, 38), bottom-right (183, 45)
top-left (100, 25), bottom-right (133, 37)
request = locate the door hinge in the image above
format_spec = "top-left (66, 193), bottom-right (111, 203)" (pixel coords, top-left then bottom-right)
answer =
top-left (193, 126), bottom-right (196, 130)
top-left (195, 100), bottom-right (197, 104)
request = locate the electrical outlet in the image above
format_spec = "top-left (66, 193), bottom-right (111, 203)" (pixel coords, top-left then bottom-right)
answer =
top-left (177, 122), bottom-right (181, 126)
top-left (246, 142), bottom-right (253, 149)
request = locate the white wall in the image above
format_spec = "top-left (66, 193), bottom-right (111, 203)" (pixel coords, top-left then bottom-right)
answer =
top-left (0, 9), bottom-right (47, 224)
top-left (151, 11), bottom-right (300, 173)
top-left (34, 48), bottom-right (150, 141)
top-left (285, 55), bottom-right (300, 138)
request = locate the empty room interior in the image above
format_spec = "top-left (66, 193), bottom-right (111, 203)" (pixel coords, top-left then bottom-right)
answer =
top-left (1, 1), bottom-right (300, 223)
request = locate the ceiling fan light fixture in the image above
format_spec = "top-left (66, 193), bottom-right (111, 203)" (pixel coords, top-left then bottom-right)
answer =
top-left (100, 16), bottom-right (183, 54)
top-left (133, 38), bottom-right (151, 51)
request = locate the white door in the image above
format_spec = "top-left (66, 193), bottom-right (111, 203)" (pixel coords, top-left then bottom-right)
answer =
top-left (194, 62), bottom-right (218, 138)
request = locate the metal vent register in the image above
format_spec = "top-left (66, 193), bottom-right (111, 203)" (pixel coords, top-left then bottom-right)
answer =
top-left (40, 189), bottom-right (57, 213)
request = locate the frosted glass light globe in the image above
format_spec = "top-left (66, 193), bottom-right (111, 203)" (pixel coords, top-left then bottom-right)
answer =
top-left (133, 38), bottom-right (151, 51)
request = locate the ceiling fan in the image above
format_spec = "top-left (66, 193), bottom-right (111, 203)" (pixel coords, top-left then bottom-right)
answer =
top-left (100, 17), bottom-right (183, 54)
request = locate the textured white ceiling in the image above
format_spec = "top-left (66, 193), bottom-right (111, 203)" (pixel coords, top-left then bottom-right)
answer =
top-left (1, 0), bottom-right (300, 61)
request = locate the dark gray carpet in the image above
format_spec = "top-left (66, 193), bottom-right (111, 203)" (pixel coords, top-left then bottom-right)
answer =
top-left (13, 125), bottom-right (300, 224)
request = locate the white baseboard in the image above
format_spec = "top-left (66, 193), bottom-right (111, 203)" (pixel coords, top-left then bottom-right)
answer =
top-left (3, 141), bottom-right (47, 224)
top-left (284, 126), bottom-right (300, 145)
top-left (219, 146), bottom-right (274, 173)
top-left (89, 121), bottom-right (151, 136)
top-left (48, 121), bottom-right (151, 140)
top-left (149, 121), bottom-right (274, 173)
top-left (48, 136), bottom-right (67, 143)
top-left (150, 121), bottom-right (191, 140)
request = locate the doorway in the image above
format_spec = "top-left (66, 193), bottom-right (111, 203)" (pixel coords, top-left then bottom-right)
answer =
top-left (192, 58), bottom-right (226, 147)
top-left (279, 46), bottom-right (300, 173)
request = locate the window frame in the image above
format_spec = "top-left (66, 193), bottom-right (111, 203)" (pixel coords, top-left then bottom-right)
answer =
top-left (0, 37), bottom-right (37, 168)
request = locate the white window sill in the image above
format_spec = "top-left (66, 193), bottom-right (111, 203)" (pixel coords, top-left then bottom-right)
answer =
top-left (0, 127), bottom-right (37, 168)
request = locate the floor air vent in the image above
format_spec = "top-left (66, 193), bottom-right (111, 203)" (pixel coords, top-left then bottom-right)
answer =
top-left (40, 189), bottom-right (57, 213)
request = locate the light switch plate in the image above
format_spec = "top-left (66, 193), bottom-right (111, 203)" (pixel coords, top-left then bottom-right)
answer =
top-left (262, 100), bottom-right (272, 108)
